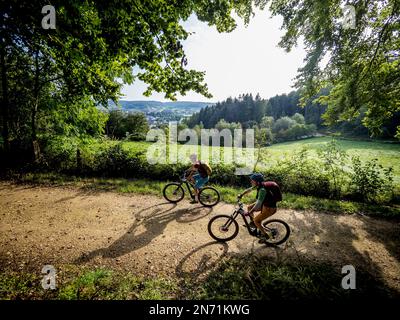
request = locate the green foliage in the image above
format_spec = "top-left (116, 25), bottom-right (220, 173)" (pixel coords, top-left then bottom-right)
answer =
top-left (1, 259), bottom-right (396, 300)
top-left (317, 139), bottom-right (348, 198)
top-left (43, 98), bottom-right (109, 139)
top-left (186, 94), bottom-right (267, 128)
top-left (291, 112), bottom-right (305, 124)
top-left (268, 0), bottom-right (400, 137)
top-left (272, 114), bottom-right (316, 142)
top-left (260, 116), bottom-right (274, 129)
top-left (215, 119), bottom-right (242, 133)
top-left (0, 272), bottom-right (39, 300)
top-left (97, 143), bottom-right (137, 176)
top-left (271, 148), bottom-right (332, 198)
top-left (350, 156), bottom-right (394, 203)
top-left (273, 116), bottom-right (297, 132)
top-left (189, 255), bottom-right (394, 300)
top-left (3, 256), bottom-right (399, 301)
top-left (105, 110), bottom-right (149, 141)
top-left (41, 136), bottom-right (80, 172)
top-left (23, 136), bottom-right (400, 205)
top-left (0, 267), bottom-right (176, 300)
top-left (187, 92), bottom-right (321, 145)
top-left (58, 269), bottom-right (113, 300)
top-left (1, 0), bottom-right (268, 157)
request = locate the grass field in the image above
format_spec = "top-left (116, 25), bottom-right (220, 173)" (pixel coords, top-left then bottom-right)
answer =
top-left (266, 137), bottom-right (400, 184)
top-left (116, 136), bottom-right (400, 184)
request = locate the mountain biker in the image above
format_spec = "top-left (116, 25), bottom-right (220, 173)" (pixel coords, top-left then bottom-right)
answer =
top-left (186, 154), bottom-right (212, 203)
top-left (238, 173), bottom-right (282, 243)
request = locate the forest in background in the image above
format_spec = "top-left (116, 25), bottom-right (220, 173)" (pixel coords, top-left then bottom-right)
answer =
top-left (184, 89), bottom-right (400, 144)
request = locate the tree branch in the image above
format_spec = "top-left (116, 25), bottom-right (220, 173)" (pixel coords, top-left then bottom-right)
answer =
top-left (358, 4), bottom-right (397, 85)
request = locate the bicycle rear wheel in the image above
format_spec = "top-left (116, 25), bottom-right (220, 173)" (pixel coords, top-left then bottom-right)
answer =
top-left (163, 183), bottom-right (185, 203)
top-left (208, 215), bottom-right (239, 242)
top-left (199, 187), bottom-right (220, 207)
top-left (262, 219), bottom-right (290, 245)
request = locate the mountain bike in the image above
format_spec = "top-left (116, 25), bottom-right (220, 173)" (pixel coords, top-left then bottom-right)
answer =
top-left (163, 171), bottom-right (220, 207)
top-left (208, 197), bottom-right (290, 245)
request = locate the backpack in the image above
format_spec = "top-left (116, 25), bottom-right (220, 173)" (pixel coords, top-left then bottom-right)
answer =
top-left (261, 181), bottom-right (282, 204)
top-left (200, 161), bottom-right (212, 176)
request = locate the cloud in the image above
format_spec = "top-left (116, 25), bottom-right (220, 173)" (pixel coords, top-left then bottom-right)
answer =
top-left (121, 10), bottom-right (306, 102)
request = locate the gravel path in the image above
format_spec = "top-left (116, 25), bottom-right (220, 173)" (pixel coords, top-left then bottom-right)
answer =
top-left (1, 182), bottom-right (399, 291)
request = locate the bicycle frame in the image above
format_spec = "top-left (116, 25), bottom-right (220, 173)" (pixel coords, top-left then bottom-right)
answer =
top-left (226, 202), bottom-right (259, 237)
top-left (177, 173), bottom-right (197, 200)
top-left (181, 180), bottom-right (196, 199)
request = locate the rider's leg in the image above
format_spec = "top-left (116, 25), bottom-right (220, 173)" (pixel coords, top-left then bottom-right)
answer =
top-left (247, 202), bottom-right (256, 216)
top-left (187, 172), bottom-right (195, 184)
top-left (254, 206), bottom-right (277, 237)
top-left (247, 203), bottom-right (260, 230)
top-left (193, 175), bottom-right (208, 202)
top-left (191, 174), bottom-right (200, 202)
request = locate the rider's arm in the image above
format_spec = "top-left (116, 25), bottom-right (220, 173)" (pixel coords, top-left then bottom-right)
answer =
top-left (238, 186), bottom-right (255, 198)
top-left (186, 165), bottom-right (196, 176)
top-left (186, 165), bottom-right (198, 183)
top-left (248, 188), bottom-right (266, 214)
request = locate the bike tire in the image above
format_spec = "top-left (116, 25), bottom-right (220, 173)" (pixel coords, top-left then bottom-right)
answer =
top-left (262, 219), bottom-right (290, 245)
top-left (208, 214), bottom-right (239, 242)
top-left (163, 183), bottom-right (185, 203)
top-left (198, 187), bottom-right (220, 207)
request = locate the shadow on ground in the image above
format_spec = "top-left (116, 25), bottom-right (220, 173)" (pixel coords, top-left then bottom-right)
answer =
top-left (75, 202), bottom-right (214, 263)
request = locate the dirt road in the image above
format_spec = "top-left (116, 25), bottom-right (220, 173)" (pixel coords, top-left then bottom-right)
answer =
top-left (0, 182), bottom-right (399, 291)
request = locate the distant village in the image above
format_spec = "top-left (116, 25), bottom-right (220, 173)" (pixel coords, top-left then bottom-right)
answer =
top-left (106, 100), bottom-right (213, 127)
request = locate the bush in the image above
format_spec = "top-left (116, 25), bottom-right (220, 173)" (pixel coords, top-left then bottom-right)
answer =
top-left (96, 143), bottom-right (137, 176)
top-left (37, 138), bottom-right (396, 204)
top-left (317, 139), bottom-right (349, 198)
top-left (41, 136), bottom-right (78, 172)
top-left (266, 148), bottom-right (332, 198)
top-left (349, 156), bottom-right (394, 203)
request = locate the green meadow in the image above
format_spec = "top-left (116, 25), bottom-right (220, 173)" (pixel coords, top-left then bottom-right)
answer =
top-left (113, 136), bottom-right (400, 185)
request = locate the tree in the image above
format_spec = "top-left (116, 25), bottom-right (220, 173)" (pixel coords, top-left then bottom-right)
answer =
top-left (260, 116), bottom-right (274, 129)
top-left (268, 0), bottom-right (400, 137)
top-left (292, 113), bottom-right (305, 125)
top-left (106, 111), bottom-right (126, 138)
top-left (1, 0), bottom-right (266, 160)
top-left (273, 117), bottom-right (296, 133)
top-left (105, 111), bottom-right (149, 140)
top-left (187, 93), bottom-right (269, 128)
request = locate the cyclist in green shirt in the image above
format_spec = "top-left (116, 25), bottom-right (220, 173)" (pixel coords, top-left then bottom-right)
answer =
top-left (238, 173), bottom-right (280, 243)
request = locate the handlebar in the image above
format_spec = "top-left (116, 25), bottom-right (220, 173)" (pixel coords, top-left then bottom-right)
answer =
top-left (236, 197), bottom-right (251, 217)
top-left (182, 170), bottom-right (194, 183)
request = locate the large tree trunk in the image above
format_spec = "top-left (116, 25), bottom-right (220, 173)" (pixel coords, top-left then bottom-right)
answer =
top-left (1, 41), bottom-right (10, 155)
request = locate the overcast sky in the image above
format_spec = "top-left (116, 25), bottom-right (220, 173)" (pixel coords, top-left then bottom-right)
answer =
top-left (120, 9), bottom-right (307, 102)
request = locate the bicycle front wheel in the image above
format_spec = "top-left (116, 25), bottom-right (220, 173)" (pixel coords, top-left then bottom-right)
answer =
top-left (208, 215), bottom-right (239, 242)
top-left (163, 183), bottom-right (185, 203)
top-left (198, 187), bottom-right (220, 207)
top-left (262, 219), bottom-right (290, 245)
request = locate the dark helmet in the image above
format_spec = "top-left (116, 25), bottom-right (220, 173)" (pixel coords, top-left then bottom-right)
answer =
top-left (249, 173), bottom-right (264, 183)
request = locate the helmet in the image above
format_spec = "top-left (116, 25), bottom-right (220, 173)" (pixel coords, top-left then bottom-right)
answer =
top-left (249, 173), bottom-right (264, 183)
